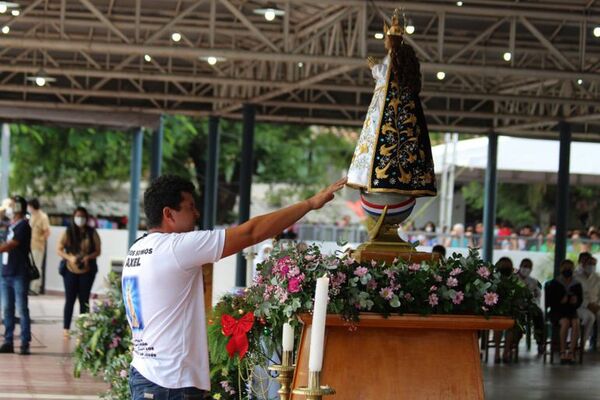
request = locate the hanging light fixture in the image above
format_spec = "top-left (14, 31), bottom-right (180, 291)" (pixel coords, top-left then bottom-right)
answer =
top-left (0, 2), bottom-right (19, 14)
top-left (200, 56), bottom-right (227, 65)
top-left (253, 7), bottom-right (285, 21)
top-left (26, 69), bottom-right (56, 87)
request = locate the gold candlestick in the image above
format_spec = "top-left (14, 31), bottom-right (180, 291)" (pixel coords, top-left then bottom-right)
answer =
top-left (292, 370), bottom-right (336, 400)
top-left (268, 350), bottom-right (296, 400)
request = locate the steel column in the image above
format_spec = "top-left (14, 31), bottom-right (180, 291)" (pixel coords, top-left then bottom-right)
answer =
top-left (236, 104), bottom-right (255, 287)
top-left (128, 127), bottom-right (144, 247)
top-left (203, 116), bottom-right (220, 230)
top-left (482, 131), bottom-right (498, 263)
top-left (0, 123), bottom-right (10, 201)
top-left (554, 121), bottom-right (571, 277)
top-left (150, 115), bottom-right (164, 181)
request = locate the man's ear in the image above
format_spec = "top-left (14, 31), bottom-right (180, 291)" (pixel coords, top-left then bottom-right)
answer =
top-left (162, 207), bottom-right (174, 225)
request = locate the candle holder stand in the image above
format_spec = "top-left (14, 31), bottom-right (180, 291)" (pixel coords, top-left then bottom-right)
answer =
top-left (268, 351), bottom-right (296, 400)
top-left (292, 370), bottom-right (336, 400)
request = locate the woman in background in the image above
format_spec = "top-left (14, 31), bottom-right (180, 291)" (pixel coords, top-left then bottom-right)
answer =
top-left (57, 206), bottom-right (101, 338)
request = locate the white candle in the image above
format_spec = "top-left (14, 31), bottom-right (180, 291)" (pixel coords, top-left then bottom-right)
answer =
top-left (282, 322), bottom-right (294, 352)
top-left (308, 275), bottom-right (330, 372)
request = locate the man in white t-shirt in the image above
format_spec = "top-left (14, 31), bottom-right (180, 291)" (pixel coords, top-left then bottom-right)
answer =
top-left (122, 174), bottom-right (346, 399)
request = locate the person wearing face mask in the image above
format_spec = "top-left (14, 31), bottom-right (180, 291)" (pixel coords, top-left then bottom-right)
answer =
top-left (56, 206), bottom-right (101, 338)
top-left (575, 252), bottom-right (600, 350)
top-left (0, 196), bottom-right (32, 355)
top-left (517, 259), bottom-right (544, 354)
top-left (546, 260), bottom-right (583, 364)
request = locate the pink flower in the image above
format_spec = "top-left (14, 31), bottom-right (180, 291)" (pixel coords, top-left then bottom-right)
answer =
top-left (354, 266), bottom-right (368, 277)
top-left (428, 293), bottom-right (439, 306)
top-left (477, 267), bottom-right (490, 279)
top-left (109, 336), bottom-right (121, 349)
top-left (280, 265), bottom-right (290, 277)
top-left (367, 279), bottom-right (378, 290)
top-left (253, 273), bottom-right (263, 285)
top-left (288, 266), bottom-right (301, 278)
top-left (450, 268), bottom-right (462, 276)
top-left (383, 269), bottom-right (396, 279)
top-left (446, 277), bottom-right (458, 288)
top-left (344, 257), bottom-right (356, 266)
top-left (429, 285), bottom-right (438, 292)
top-left (371, 260), bottom-right (378, 267)
top-left (330, 272), bottom-right (347, 289)
top-left (304, 255), bottom-right (316, 261)
top-left (275, 286), bottom-right (288, 303)
top-left (119, 369), bottom-right (128, 378)
top-left (392, 257), bottom-right (399, 264)
top-left (483, 292), bottom-right (499, 306)
top-left (288, 277), bottom-right (301, 293)
top-left (452, 291), bottom-right (464, 305)
top-left (408, 263), bottom-right (421, 272)
top-left (404, 292), bottom-right (414, 301)
top-left (380, 287), bottom-right (394, 300)
top-left (434, 274), bottom-right (443, 282)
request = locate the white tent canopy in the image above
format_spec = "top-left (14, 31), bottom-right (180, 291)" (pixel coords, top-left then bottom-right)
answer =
top-left (431, 136), bottom-right (600, 185)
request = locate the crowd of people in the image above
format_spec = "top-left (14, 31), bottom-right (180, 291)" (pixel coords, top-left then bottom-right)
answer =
top-left (485, 251), bottom-right (599, 365)
top-left (0, 195), bottom-right (102, 354)
top-left (403, 221), bottom-right (600, 253)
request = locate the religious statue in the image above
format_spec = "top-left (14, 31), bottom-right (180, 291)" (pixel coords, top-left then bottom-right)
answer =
top-left (347, 9), bottom-right (437, 261)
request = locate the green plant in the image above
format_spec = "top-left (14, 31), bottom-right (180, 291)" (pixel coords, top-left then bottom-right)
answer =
top-left (208, 245), bottom-right (534, 398)
top-left (73, 272), bottom-right (131, 399)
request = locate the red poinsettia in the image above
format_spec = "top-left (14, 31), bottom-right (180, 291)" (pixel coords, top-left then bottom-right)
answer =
top-left (221, 312), bottom-right (254, 360)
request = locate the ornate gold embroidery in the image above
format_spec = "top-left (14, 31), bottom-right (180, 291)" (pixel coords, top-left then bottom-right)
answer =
top-left (375, 162), bottom-right (391, 179)
top-left (380, 143), bottom-right (397, 157)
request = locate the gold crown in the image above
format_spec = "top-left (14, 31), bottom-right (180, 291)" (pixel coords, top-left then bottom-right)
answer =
top-left (386, 9), bottom-right (404, 36)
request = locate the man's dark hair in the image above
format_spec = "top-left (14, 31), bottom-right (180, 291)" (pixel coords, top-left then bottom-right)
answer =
top-left (496, 256), bottom-right (513, 269)
top-left (578, 251), bottom-right (593, 265)
top-left (28, 198), bottom-right (40, 210)
top-left (144, 175), bottom-right (196, 228)
top-left (519, 258), bottom-right (533, 269)
top-left (432, 244), bottom-right (446, 257)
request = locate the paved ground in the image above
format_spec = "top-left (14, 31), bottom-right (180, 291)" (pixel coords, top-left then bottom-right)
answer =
top-left (1, 295), bottom-right (600, 399)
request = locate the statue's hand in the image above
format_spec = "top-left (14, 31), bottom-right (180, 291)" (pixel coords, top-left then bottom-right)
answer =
top-left (367, 56), bottom-right (377, 69)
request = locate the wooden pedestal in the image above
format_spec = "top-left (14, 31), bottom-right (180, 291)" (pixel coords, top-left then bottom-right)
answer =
top-left (291, 313), bottom-right (513, 400)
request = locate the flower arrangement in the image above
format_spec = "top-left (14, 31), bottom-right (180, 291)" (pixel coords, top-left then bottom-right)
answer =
top-left (208, 244), bottom-right (534, 398)
top-left (73, 272), bottom-right (132, 400)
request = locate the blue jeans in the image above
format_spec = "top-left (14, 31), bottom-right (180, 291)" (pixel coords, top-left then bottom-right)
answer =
top-left (129, 367), bottom-right (208, 400)
top-left (1, 274), bottom-right (31, 345)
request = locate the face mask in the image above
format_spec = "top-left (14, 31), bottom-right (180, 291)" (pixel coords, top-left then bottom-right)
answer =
top-left (74, 216), bottom-right (86, 227)
top-left (562, 269), bottom-right (573, 278)
top-left (520, 268), bottom-right (531, 278)
top-left (5, 207), bottom-right (13, 219)
top-left (583, 264), bottom-right (597, 275)
top-left (550, 229), bottom-right (556, 236)
top-left (425, 226), bottom-right (433, 233)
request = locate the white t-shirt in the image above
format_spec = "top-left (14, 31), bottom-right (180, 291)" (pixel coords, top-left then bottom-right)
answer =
top-left (122, 230), bottom-right (225, 390)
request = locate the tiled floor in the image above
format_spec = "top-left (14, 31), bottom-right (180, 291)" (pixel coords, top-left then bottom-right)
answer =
top-left (2, 295), bottom-right (600, 399)
top-left (484, 347), bottom-right (600, 400)
top-left (0, 295), bottom-right (106, 399)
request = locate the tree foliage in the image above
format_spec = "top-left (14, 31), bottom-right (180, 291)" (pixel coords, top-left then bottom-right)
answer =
top-left (9, 117), bottom-right (353, 224)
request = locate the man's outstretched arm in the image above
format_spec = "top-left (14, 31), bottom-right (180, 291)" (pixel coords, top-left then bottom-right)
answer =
top-left (221, 177), bottom-right (347, 258)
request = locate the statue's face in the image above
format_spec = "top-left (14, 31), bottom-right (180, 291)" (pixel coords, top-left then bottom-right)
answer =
top-left (384, 35), bottom-right (392, 51)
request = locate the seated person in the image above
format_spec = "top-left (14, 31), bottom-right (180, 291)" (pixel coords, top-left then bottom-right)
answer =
top-left (431, 244), bottom-right (446, 262)
top-left (575, 252), bottom-right (600, 350)
top-left (516, 258), bottom-right (544, 354)
top-left (493, 257), bottom-right (516, 363)
top-left (546, 260), bottom-right (583, 364)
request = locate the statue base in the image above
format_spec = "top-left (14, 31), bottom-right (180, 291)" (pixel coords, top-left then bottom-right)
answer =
top-left (351, 241), bottom-right (438, 264)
